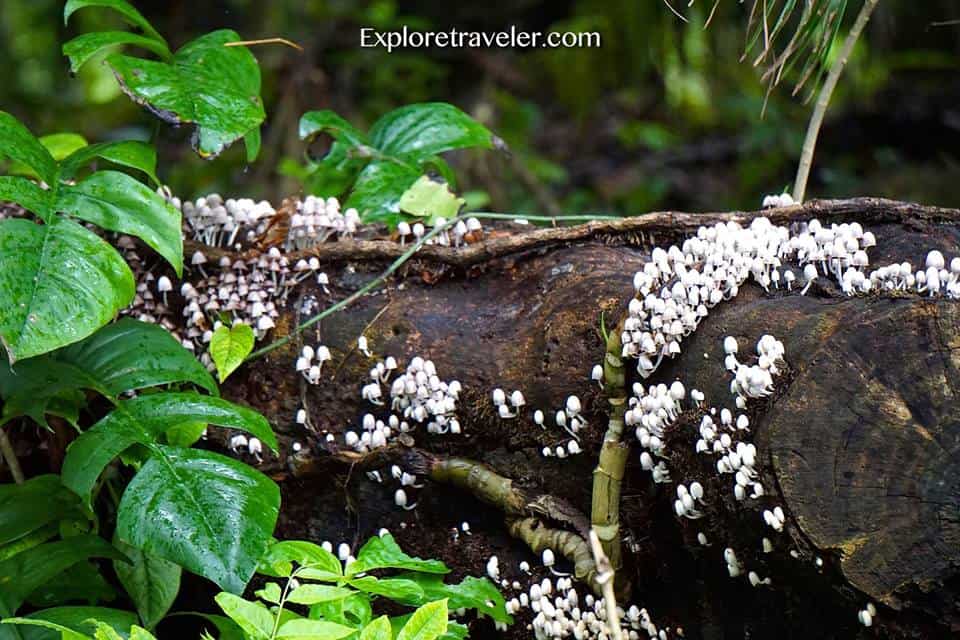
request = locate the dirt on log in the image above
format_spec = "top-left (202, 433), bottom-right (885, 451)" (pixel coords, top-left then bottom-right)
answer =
top-left (218, 198), bottom-right (960, 639)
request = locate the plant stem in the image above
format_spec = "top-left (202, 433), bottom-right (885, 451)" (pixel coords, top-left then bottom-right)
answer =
top-left (591, 319), bottom-right (628, 594)
top-left (792, 0), bottom-right (880, 203)
top-left (0, 427), bottom-right (24, 484)
top-left (246, 215), bottom-right (465, 361)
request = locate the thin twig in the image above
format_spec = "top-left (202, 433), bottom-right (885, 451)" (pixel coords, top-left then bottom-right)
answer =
top-left (246, 216), bottom-right (464, 362)
top-left (0, 427), bottom-right (24, 484)
top-left (792, 0), bottom-right (881, 203)
top-left (224, 38), bottom-right (304, 51)
top-left (589, 529), bottom-right (624, 640)
top-left (330, 302), bottom-right (391, 382)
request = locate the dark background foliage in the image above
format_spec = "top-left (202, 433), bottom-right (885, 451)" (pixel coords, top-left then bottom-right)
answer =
top-left (4, 0), bottom-right (959, 213)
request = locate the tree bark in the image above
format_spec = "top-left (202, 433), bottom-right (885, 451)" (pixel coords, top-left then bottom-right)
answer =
top-left (224, 198), bottom-right (960, 638)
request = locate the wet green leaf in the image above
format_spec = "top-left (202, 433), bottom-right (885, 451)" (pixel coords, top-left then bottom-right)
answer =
top-left (0, 475), bottom-right (86, 547)
top-left (395, 600), bottom-right (447, 640)
top-left (59, 142), bottom-right (158, 185)
top-left (0, 618), bottom-right (90, 640)
top-left (398, 573), bottom-right (511, 624)
top-left (105, 31), bottom-right (264, 159)
top-left (253, 582), bottom-right (282, 604)
top-left (117, 447), bottom-right (279, 594)
top-left (57, 171), bottom-right (182, 274)
top-left (0, 217), bottom-right (134, 362)
top-left (209, 323), bottom-right (254, 383)
top-left (16, 607), bottom-right (136, 640)
top-left (285, 585), bottom-right (353, 606)
top-left (62, 392), bottom-right (274, 506)
top-left (244, 128), bottom-right (261, 164)
top-left (347, 577), bottom-right (423, 606)
top-left (0, 536), bottom-right (128, 614)
top-left (164, 421), bottom-right (207, 448)
top-left (63, 32), bottom-right (171, 74)
top-left (25, 562), bottom-right (116, 608)
top-left (347, 534), bottom-right (448, 576)
top-left (258, 541), bottom-right (342, 580)
top-left (0, 112), bottom-right (58, 185)
top-left (214, 593), bottom-right (274, 640)
top-left (275, 618), bottom-right (355, 640)
top-left (63, 0), bottom-right (168, 49)
top-left (299, 111), bottom-right (370, 149)
top-left (359, 616), bottom-right (391, 640)
top-left (369, 103), bottom-right (494, 162)
top-left (0, 177), bottom-right (53, 220)
top-left (54, 318), bottom-right (216, 397)
top-left (345, 161), bottom-right (420, 224)
top-left (0, 319), bottom-right (216, 427)
top-left (113, 537), bottom-right (181, 629)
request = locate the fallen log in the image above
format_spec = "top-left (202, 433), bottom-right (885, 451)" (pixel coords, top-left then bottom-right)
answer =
top-left (219, 197), bottom-right (960, 638)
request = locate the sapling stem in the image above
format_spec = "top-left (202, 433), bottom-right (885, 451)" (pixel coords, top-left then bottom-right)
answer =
top-left (590, 317), bottom-right (628, 594)
top-left (792, 0), bottom-right (881, 203)
top-left (0, 427), bottom-right (24, 484)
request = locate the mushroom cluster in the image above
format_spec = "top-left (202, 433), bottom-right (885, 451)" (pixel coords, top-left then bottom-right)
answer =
top-left (286, 195), bottom-right (360, 250)
top-left (502, 571), bottom-right (671, 639)
top-left (868, 249), bottom-right (960, 297)
top-left (178, 192), bottom-right (276, 248)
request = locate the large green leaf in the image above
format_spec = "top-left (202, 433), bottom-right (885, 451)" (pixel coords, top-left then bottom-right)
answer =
top-left (346, 534), bottom-right (448, 576)
top-left (0, 536), bottom-right (128, 614)
top-left (214, 593), bottom-right (274, 640)
top-left (0, 319), bottom-right (216, 427)
top-left (0, 112), bottom-right (57, 185)
top-left (0, 217), bottom-right (134, 362)
top-left (113, 537), bottom-right (181, 629)
top-left (59, 142), bottom-right (159, 185)
top-left (395, 600), bottom-right (447, 640)
top-left (309, 593), bottom-right (371, 629)
top-left (209, 323), bottom-right (254, 383)
top-left (0, 475), bottom-right (86, 547)
top-left (275, 619), bottom-right (355, 640)
top-left (55, 318), bottom-right (217, 397)
top-left (395, 573), bottom-right (511, 624)
top-left (0, 177), bottom-right (53, 220)
top-left (62, 392), bottom-right (274, 505)
top-left (389, 617), bottom-right (466, 640)
top-left (369, 103), bottom-right (494, 162)
top-left (345, 161), bottom-right (421, 224)
top-left (63, 32), bottom-right (171, 74)
top-left (16, 607), bottom-right (136, 640)
top-left (63, 0), bottom-right (168, 49)
top-left (117, 447), bottom-right (280, 593)
top-left (57, 171), bottom-right (182, 274)
top-left (258, 541), bottom-right (342, 580)
top-left (299, 111), bottom-right (370, 149)
top-left (9, 135), bottom-right (89, 178)
top-left (0, 618), bottom-right (90, 640)
top-left (26, 561), bottom-right (116, 608)
top-left (359, 617), bottom-right (391, 640)
top-left (0, 360), bottom-right (104, 427)
top-left (105, 31), bottom-right (264, 159)
top-left (285, 585), bottom-right (353, 606)
top-left (347, 577), bottom-right (423, 606)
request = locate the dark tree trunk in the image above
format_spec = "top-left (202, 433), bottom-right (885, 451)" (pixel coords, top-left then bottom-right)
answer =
top-left (219, 198), bottom-right (960, 639)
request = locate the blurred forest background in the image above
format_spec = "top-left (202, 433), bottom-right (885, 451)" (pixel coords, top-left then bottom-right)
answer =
top-left (3, 0), bottom-right (959, 214)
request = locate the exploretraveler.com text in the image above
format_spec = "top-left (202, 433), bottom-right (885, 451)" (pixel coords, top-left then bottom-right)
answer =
top-left (359, 26), bottom-right (601, 53)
